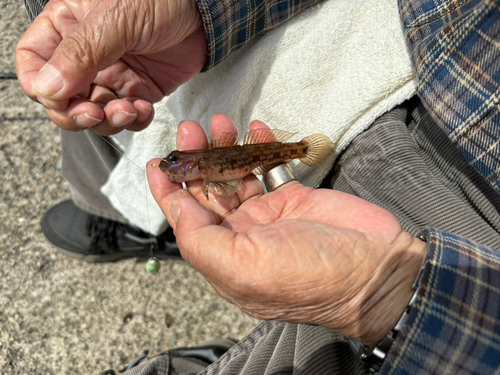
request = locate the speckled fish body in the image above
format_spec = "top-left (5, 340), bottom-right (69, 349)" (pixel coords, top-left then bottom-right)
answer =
top-left (164, 142), bottom-right (307, 182)
top-left (159, 129), bottom-right (332, 199)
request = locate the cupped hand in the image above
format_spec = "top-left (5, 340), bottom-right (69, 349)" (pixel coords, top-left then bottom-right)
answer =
top-left (147, 114), bottom-right (426, 346)
top-left (16, 0), bottom-right (206, 135)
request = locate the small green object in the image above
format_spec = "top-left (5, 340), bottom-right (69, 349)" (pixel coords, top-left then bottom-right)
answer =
top-left (151, 163), bottom-right (158, 167)
top-left (146, 257), bottom-right (161, 274)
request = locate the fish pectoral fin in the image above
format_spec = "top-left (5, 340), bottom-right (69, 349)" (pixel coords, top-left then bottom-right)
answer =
top-left (211, 132), bottom-right (238, 148)
top-left (243, 129), bottom-right (296, 145)
top-left (209, 180), bottom-right (242, 196)
top-left (202, 175), bottom-right (210, 200)
top-left (252, 162), bottom-right (282, 176)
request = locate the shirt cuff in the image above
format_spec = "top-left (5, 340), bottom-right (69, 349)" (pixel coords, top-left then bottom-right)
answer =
top-left (381, 228), bottom-right (500, 374)
top-left (195, 0), bottom-right (324, 70)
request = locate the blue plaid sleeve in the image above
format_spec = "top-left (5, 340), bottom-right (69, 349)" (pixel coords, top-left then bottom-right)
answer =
top-left (383, 228), bottom-right (500, 374)
top-left (399, 0), bottom-right (500, 194)
top-left (195, 0), bottom-right (324, 70)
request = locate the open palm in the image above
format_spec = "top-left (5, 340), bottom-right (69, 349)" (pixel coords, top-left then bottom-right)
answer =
top-left (148, 114), bottom-right (425, 346)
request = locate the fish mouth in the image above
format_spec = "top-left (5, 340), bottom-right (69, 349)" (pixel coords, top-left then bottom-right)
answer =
top-left (158, 159), bottom-right (168, 175)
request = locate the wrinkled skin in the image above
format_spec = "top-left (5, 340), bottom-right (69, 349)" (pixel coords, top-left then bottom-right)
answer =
top-left (16, 0), bottom-right (207, 135)
top-left (147, 114), bottom-right (426, 346)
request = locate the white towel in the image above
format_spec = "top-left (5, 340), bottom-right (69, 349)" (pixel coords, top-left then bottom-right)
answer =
top-left (103, 0), bottom-right (416, 235)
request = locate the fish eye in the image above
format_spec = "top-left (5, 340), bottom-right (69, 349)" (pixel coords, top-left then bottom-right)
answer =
top-left (166, 153), bottom-right (179, 163)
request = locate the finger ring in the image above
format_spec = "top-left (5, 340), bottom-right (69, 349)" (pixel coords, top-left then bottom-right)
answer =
top-left (263, 164), bottom-right (297, 192)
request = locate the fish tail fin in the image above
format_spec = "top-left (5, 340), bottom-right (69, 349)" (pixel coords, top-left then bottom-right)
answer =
top-left (299, 134), bottom-right (333, 166)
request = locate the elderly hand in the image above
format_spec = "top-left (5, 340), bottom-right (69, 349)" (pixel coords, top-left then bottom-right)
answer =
top-left (16, 0), bottom-right (206, 135)
top-left (147, 114), bottom-right (426, 346)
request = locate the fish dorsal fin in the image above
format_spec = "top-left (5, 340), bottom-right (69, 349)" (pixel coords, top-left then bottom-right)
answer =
top-left (243, 129), bottom-right (296, 145)
top-left (211, 132), bottom-right (238, 148)
top-left (209, 180), bottom-right (242, 196)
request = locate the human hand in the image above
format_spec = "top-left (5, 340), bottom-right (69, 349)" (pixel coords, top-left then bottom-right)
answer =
top-left (16, 0), bottom-right (206, 135)
top-left (147, 114), bottom-right (426, 346)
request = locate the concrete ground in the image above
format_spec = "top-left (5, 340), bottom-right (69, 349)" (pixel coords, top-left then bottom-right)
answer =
top-left (0, 1), bottom-right (258, 373)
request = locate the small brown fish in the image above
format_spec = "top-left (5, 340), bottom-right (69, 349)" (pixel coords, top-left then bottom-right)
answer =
top-left (159, 128), bottom-right (332, 199)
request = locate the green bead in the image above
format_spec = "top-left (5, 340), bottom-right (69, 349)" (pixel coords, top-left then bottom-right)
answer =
top-left (146, 257), bottom-right (161, 274)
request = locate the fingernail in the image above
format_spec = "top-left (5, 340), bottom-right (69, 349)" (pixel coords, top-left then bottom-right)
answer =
top-left (112, 111), bottom-right (136, 128)
top-left (178, 120), bottom-right (189, 130)
top-left (170, 200), bottom-right (180, 223)
top-left (74, 113), bottom-right (102, 128)
top-left (32, 64), bottom-right (65, 97)
top-left (136, 104), bottom-right (153, 122)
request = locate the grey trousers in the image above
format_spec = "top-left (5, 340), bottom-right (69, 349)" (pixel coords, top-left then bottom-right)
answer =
top-left (60, 131), bottom-right (130, 223)
top-left (117, 98), bottom-right (500, 375)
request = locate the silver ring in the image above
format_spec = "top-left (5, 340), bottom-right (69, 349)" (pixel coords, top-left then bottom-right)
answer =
top-left (263, 164), bottom-right (297, 192)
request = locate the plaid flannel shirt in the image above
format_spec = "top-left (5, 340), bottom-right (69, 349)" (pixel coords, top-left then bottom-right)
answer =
top-left (196, 0), bottom-right (324, 69)
top-left (384, 228), bottom-right (500, 374)
top-left (195, 0), bottom-right (500, 373)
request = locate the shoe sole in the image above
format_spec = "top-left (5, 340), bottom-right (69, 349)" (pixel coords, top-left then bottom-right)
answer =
top-left (51, 243), bottom-right (186, 264)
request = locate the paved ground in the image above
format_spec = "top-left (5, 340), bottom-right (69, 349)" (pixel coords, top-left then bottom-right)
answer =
top-left (0, 1), bottom-right (258, 373)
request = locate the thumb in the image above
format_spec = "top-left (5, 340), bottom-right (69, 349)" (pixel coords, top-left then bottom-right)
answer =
top-left (173, 198), bottom-right (236, 268)
top-left (31, 5), bottom-right (131, 101)
top-left (147, 160), bottom-right (238, 269)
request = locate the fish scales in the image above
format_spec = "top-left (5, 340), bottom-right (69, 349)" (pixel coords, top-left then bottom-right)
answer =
top-left (207, 142), bottom-right (308, 180)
